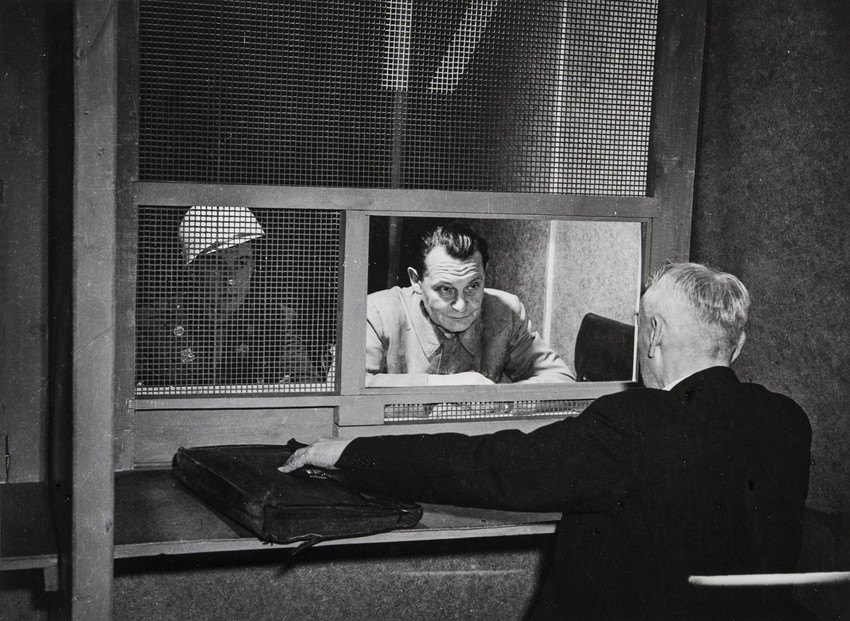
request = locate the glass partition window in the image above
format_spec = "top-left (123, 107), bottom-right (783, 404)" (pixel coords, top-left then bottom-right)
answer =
top-left (367, 216), bottom-right (642, 391)
top-left (134, 206), bottom-right (340, 396)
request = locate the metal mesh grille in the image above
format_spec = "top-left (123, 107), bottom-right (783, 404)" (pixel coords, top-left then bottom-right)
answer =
top-left (139, 0), bottom-right (657, 194)
top-left (384, 398), bottom-right (593, 423)
top-left (135, 206), bottom-right (340, 396)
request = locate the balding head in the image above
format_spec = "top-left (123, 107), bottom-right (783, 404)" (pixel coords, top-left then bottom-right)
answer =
top-left (638, 263), bottom-right (750, 388)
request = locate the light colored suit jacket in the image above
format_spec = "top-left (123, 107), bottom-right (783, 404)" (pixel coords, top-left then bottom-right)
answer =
top-left (365, 286), bottom-right (574, 386)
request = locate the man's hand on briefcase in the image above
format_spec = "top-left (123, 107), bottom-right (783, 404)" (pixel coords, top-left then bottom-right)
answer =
top-left (279, 437), bottom-right (351, 473)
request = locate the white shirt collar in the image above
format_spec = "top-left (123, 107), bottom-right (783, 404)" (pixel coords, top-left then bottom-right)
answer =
top-left (662, 374), bottom-right (692, 391)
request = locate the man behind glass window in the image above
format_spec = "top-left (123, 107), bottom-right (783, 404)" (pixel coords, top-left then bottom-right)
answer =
top-left (365, 222), bottom-right (575, 386)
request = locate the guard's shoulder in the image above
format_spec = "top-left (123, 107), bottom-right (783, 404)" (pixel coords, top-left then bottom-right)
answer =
top-left (137, 297), bottom-right (207, 335)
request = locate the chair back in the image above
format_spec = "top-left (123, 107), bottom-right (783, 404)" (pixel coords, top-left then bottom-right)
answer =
top-left (574, 312), bottom-right (635, 381)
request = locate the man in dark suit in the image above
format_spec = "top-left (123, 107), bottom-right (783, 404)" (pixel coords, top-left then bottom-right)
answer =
top-left (281, 262), bottom-right (812, 620)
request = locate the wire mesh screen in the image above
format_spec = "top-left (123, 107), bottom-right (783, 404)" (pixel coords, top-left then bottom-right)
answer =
top-left (135, 206), bottom-right (340, 396)
top-left (384, 398), bottom-right (593, 423)
top-left (139, 0), bottom-right (657, 194)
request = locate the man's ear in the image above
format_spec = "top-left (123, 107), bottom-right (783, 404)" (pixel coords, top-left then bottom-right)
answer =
top-left (646, 316), bottom-right (661, 358)
top-left (730, 331), bottom-right (746, 363)
top-left (407, 267), bottom-right (421, 292)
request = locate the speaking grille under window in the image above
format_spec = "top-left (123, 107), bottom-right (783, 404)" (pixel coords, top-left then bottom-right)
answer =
top-left (135, 206), bottom-right (340, 396)
top-left (139, 0), bottom-right (658, 194)
top-left (383, 398), bottom-right (593, 423)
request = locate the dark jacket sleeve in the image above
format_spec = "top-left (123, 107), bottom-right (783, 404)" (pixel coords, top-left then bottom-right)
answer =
top-left (335, 397), bottom-right (641, 513)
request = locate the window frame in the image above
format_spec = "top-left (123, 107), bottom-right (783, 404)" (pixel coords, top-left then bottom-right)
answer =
top-left (115, 0), bottom-right (707, 469)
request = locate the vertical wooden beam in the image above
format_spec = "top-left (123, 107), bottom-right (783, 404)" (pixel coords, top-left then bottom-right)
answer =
top-left (72, 0), bottom-right (117, 618)
top-left (113, 0), bottom-right (140, 472)
top-left (336, 211), bottom-right (373, 421)
top-left (647, 0), bottom-right (707, 270)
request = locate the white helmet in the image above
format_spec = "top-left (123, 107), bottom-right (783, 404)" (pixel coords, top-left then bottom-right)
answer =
top-left (178, 205), bottom-right (265, 264)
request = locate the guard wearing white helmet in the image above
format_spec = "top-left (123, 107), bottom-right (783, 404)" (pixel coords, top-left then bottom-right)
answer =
top-left (137, 206), bottom-right (324, 387)
top-left (178, 205), bottom-right (265, 265)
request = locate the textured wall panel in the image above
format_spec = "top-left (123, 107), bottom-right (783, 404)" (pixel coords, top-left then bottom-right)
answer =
top-left (694, 0), bottom-right (850, 513)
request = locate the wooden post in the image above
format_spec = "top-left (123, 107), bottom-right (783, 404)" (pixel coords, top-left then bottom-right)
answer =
top-left (647, 0), bottom-right (708, 273)
top-left (72, 0), bottom-right (117, 618)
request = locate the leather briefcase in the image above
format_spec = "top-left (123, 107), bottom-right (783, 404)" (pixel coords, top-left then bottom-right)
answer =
top-left (172, 441), bottom-right (423, 548)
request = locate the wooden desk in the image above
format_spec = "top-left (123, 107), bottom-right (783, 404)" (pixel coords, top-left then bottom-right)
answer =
top-left (1, 471), bottom-right (559, 590)
top-left (114, 469), bottom-right (560, 558)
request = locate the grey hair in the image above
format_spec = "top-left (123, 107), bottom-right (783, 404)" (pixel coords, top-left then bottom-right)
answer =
top-left (644, 262), bottom-right (750, 355)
